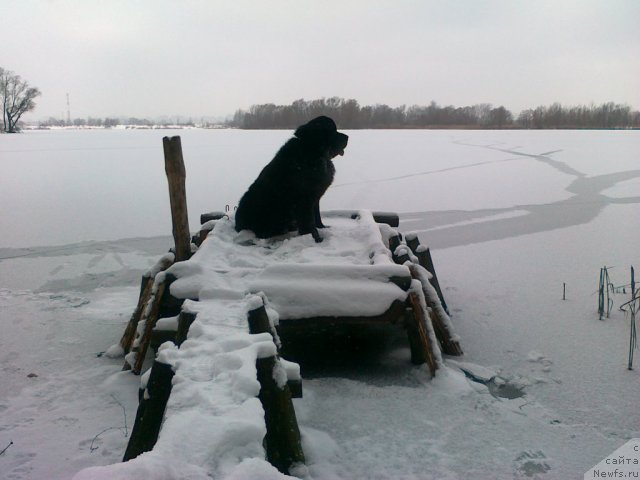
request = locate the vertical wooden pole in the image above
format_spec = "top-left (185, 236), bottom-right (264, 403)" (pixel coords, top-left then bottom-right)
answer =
top-left (175, 311), bottom-right (197, 347)
top-left (123, 360), bottom-right (174, 461)
top-left (163, 136), bottom-right (191, 262)
top-left (248, 304), bottom-right (305, 474)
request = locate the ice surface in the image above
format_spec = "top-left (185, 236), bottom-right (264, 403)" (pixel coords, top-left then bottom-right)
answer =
top-left (1, 129), bottom-right (639, 479)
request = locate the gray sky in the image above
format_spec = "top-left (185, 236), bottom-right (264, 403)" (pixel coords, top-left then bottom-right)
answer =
top-left (3, 0), bottom-right (639, 121)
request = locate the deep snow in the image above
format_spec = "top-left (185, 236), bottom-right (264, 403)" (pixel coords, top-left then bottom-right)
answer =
top-left (0, 129), bottom-right (638, 479)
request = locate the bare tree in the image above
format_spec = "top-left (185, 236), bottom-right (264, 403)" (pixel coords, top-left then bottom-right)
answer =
top-left (0, 68), bottom-right (41, 133)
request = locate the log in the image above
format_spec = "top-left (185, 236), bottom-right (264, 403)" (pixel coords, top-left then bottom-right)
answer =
top-left (163, 136), bottom-right (191, 262)
top-left (248, 303), bottom-right (305, 474)
top-left (175, 311), bottom-right (197, 346)
top-left (130, 280), bottom-right (167, 375)
top-left (150, 329), bottom-right (177, 352)
top-left (122, 256), bottom-right (176, 351)
top-left (404, 307), bottom-right (425, 365)
top-left (256, 355), bottom-right (305, 474)
top-left (388, 234), bottom-right (402, 254)
top-left (158, 273), bottom-right (184, 318)
top-left (409, 265), bottom-right (463, 356)
top-left (248, 304), bottom-right (272, 336)
top-left (393, 245), bottom-right (411, 265)
top-left (200, 211), bottom-right (227, 224)
top-left (119, 279), bottom-right (154, 355)
top-left (406, 292), bottom-right (438, 376)
top-left (123, 360), bottom-right (174, 461)
top-left (407, 239), bottom-right (449, 315)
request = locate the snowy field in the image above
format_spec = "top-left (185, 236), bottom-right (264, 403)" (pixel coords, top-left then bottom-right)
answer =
top-left (0, 128), bottom-right (639, 479)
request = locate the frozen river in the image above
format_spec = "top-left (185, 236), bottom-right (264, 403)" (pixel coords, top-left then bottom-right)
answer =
top-left (1, 128), bottom-right (638, 248)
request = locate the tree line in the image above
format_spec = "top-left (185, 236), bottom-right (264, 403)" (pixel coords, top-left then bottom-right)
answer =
top-left (230, 97), bottom-right (640, 129)
top-left (37, 116), bottom-right (199, 128)
top-left (3, 66), bottom-right (639, 131)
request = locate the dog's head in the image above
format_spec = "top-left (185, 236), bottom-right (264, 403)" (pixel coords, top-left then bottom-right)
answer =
top-left (294, 116), bottom-right (348, 158)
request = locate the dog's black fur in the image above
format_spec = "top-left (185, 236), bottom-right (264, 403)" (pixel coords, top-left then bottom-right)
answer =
top-left (234, 116), bottom-right (348, 243)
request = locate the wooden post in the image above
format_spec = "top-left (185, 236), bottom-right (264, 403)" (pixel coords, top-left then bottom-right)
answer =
top-left (163, 136), bottom-right (191, 262)
top-left (248, 303), bottom-right (305, 474)
top-left (123, 360), bottom-right (174, 461)
top-left (175, 311), bottom-right (197, 346)
top-left (388, 234), bottom-right (402, 254)
top-left (406, 239), bottom-right (449, 315)
top-left (248, 304), bottom-right (272, 336)
top-left (408, 264), bottom-right (463, 356)
top-left (406, 292), bottom-right (438, 376)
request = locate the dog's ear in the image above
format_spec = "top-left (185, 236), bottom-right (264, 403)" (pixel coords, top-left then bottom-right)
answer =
top-left (295, 116), bottom-right (337, 141)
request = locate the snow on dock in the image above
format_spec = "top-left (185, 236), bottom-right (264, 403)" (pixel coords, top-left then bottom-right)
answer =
top-left (74, 210), bottom-right (455, 479)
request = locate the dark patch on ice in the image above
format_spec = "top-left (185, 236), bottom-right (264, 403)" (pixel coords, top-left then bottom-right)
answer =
top-left (460, 367), bottom-right (526, 399)
top-left (400, 142), bottom-right (640, 249)
top-left (514, 450), bottom-right (551, 477)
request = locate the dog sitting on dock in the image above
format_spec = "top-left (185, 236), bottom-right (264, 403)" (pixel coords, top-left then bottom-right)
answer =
top-left (234, 116), bottom-right (348, 243)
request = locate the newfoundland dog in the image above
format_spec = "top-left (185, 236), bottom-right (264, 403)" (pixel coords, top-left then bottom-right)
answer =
top-left (234, 116), bottom-right (348, 243)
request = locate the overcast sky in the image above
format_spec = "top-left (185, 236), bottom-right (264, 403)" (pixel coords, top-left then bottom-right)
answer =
top-left (3, 0), bottom-right (639, 121)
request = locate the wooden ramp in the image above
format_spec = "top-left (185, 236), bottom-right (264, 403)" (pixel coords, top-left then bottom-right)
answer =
top-left (112, 210), bottom-right (462, 476)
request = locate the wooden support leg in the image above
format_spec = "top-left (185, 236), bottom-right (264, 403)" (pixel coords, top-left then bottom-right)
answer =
top-left (175, 311), bottom-right (197, 346)
top-left (406, 293), bottom-right (438, 377)
top-left (406, 235), bottom-right (449, 315)
top-left (248, 304), bottom-right (305, 474)
top-left (416, 248), bottom-right (449, 315)
top-left (123, 360), bottom-right (174, 461)
top-left (409, 265), bottom-right (463, 356)
top-left (125, 279), bottom-right (168, 375)
top-left (119, 279), bottom-right (154, 355)
top-left (120, 255), bottom-right (175, 355)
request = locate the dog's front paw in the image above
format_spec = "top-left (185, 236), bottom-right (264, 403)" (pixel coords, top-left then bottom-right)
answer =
top-left (312, 231), bottom-right (323, 243)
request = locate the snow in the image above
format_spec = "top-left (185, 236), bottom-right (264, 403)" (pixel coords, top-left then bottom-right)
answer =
top-left (0, 129), bottom-right (639, 479)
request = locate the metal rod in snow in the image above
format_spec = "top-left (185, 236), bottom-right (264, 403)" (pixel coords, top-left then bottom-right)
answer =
top-left (629, 266), bottom-right (637, 370)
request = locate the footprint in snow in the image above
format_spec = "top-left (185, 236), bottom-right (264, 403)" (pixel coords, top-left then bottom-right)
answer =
top-left (513, 450), bottom-right (551, 478)
top-left (527, 351), bottom-right (553, 371)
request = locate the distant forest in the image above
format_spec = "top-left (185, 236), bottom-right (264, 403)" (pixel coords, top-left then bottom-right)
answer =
top-left (230, 98), bottom-right (640, 129)
top-left (35, 98), bottom-right (640, 130)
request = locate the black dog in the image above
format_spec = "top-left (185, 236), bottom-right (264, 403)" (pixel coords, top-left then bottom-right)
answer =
top-left (234, 116), bottom-right (348, 243)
